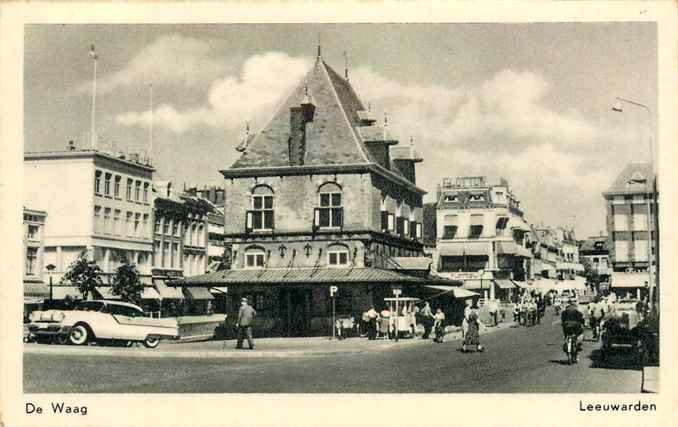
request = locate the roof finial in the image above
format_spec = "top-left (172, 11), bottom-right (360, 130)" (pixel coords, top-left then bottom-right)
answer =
top-left (317, 33), bottom-right (322, 61)
top-left (343, 51), bottom-right (349, 82)
top-left (383, 111), bottom-right (389, 140)
top-left (368, 102), bottom-right (371, 112)
top-left (246, 121), bottom-right (250, 137)
top-left (410, 136), bottom-right (414, 147)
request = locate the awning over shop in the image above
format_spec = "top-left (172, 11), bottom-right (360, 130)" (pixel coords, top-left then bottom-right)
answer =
top-left (424, 285), bottom-right (479, 299)
top-left (24, 283), bottom-right (49, 297)
top-left (534, 278), bottom-right (557, 293)
top-left (24, 296), bottom-right (45, 305)
top-left (209, 287), bottom-right (229, 295)
top-left (141, 287), bottom-right (161, 300)
top-left (496, 242), bottom-right (533, 258)
top-left (184, 286), bottom-right (215, 300)
top-left (494, 279), bottom-right (516, 289)
top-left (50, 286), bottom-right (83, 300)
top-left (153, 279), bottom-right (185, 300)
top-left (511, 280), bottom-right (531, 289)
top-left (95, 287), bottom-right (121, 300)
top-left (611, 272), bottom-right (650, 288)
top-left (557, 277), bottom-right (587, 291)
top-left (464, 241), bottom-right (489, 256)
top-left (461, 280), bottom-right (492, 291)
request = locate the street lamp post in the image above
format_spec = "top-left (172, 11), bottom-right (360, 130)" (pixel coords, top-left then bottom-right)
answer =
top-left (46, 264), bottom-right (56, 309)
top-left (613, 97), bottom-right (657, 312)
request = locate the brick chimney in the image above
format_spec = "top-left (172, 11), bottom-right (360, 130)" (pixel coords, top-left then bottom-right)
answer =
top-left (289, 88), bottom-right (316, 166)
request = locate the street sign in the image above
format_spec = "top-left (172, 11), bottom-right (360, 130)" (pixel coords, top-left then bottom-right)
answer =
top-left (330, 285), bottom-right (338, 296)
top-left (392, 289), bottom-right (402, 296)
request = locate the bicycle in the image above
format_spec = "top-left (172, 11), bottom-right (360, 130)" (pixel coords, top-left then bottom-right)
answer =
top-left (564, 334), bottom-right (579, 365)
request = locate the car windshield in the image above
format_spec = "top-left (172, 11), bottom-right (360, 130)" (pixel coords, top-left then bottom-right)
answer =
top-left (73, 301), bottom-right (104, 312)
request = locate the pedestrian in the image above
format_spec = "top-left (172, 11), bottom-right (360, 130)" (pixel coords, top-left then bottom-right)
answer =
top-left (366, 305), bottom-right (378, 340)
top-left (433, 308), bottom-right (445, 343)
top-left (461, 310), bottom-right (485, 352)
top-left (235, 297), bottom-right (257, 350)
top-left (420, 301), bottom-right (434, 339)
top-left (488, 298), bottom-right (499, 327)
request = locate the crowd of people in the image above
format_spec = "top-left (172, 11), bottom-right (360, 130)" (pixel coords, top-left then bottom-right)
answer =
top-left (512, 292), bottom-right (546, 327)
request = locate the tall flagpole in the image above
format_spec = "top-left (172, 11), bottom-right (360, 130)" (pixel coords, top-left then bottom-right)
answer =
top-left (149, 83), bottom-right (154, 165)
top-left (89, 44), bottom-right (99, 151)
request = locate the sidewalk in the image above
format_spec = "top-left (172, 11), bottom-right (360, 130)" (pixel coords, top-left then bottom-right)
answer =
top-left (641, 366), bottom-right (659, 393)
top-left (24, 320), bottom-right (516, 359)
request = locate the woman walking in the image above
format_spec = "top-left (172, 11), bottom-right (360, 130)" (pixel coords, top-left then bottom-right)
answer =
top-left (461, 310), bottom-right (485, 352)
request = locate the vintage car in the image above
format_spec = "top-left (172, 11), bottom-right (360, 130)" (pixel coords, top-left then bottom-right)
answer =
top-left (27, 300), bottom-right (179, 348)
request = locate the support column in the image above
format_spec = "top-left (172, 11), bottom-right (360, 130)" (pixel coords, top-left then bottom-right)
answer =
top-left (56, 246), bottom-right (63, 272)
top-left (103, 248), bottom-right (110, 273)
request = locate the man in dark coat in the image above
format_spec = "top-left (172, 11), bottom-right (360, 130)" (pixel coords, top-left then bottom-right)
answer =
top-left (236, 297), bottom-right (257, 350)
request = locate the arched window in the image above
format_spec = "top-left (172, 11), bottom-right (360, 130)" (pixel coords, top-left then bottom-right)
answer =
top-left (315, 183), bottom-right (342, 229)
top-left (247, 186), bottom-right (274, 231)
top-left (245, 247), bottom-right (266, 269)
top-left (327, 244), bottom-right (350, 267)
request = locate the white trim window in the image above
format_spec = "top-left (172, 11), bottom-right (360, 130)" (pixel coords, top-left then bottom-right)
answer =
top-left (247, 187), bottom-right (274, 232)
top-left (245, 248), bottom-right (266, 269)
top-left (316, 183), bottom-right (343, 229)
top-left (328, 246), bottom-right (350, 267)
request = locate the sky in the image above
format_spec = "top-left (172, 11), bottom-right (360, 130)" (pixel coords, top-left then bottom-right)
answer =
top-left (24, 23), bottom-right (657, 239)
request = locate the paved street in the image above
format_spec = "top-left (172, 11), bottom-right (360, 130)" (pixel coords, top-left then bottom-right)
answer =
top-left (24, 310), bottom-right (642, 393)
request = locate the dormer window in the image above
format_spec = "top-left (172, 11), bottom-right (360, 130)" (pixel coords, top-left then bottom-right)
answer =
top-left (328, 245), bottom-right (350, 267)
top-left (444, 195), bottom-right (458, 203)
top-left (469, 194), bottom-right (485, 202)
top-left (245, 248), bottom-right (266, 269)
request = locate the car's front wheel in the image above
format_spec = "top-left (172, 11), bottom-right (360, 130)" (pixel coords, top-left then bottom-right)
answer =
top-left (143, 336), bottom-right (160, 349)
top-left (69, 324), bottom-right (90, 346)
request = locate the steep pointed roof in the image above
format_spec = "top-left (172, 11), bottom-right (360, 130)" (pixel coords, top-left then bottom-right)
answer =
top-left (231, 59), bottom-right (370, 168)
top-left (226, 58), bottom-right (423, 193)
top-left (603, 162), bottom-right (654, 196)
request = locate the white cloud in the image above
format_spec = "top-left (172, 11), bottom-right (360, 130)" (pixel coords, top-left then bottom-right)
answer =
top-left (81, 34), bottom-right (230, 94)
top-left (116, 52), bottom-right (311, 133)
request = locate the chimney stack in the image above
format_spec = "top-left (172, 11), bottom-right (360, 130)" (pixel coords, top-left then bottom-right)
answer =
top-left (288, 87), bottom-right (316, 166)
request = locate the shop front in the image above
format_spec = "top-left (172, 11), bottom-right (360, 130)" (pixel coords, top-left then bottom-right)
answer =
top-left (180, 267), bottom-right (444, 338)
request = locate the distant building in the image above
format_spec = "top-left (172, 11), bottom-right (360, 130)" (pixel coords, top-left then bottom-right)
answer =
top-left (578, 235), bottom-right (611, 290)
top-left (433, 176), bottom-right (533, 301)
top-left (183, 185), bottom-right (227, 269)
top-left (602, 162), bottom-right (657, 298)
top-left (530, 225), bottom-right (585, 293)
top-left (24, 147), bottom-right (155, 291)
top-left (23, 208), bottom-right (47, 317)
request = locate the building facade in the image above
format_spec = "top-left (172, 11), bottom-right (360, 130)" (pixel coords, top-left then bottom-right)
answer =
top-left (603, 162), bottom-right (657, 298)
top-left (23, 208), bottom-right (48, 317)
top-left (433, 176), bottom-right (533, 301)
top-left (184, 52), bottom-right (433, 336)
top-left (578, 235), bottom-right (610, 291)
top-left (24, 148), bottom-right (155, 288)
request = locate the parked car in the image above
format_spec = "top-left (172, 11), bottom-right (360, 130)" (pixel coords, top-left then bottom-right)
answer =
top-left (27, 300), bottom-right (179, 348)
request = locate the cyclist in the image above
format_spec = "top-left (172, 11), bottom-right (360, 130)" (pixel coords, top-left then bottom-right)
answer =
top-left (561, 298), bottom-right (584, 362)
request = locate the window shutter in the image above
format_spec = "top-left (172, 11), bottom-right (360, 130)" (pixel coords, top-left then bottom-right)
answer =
top-left (388, 214), bottom-right (395, 232)
top-left (246, 211), bottom-right (253, 233)
top-left (313, 208), bottom-right (320, 230)
top-left (396, 217), bottom-right (404, 236)
top-left (416, 223), bottom-right (422, 239)
top-left (410, 221), bottom-right (417, 239)
top-left (381, 211), bottom-right (388, 231)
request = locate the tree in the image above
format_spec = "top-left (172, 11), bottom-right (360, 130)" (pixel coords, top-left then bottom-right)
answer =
top-left (217, 244), bottom-right (233, 271)
top-left (581, 258), bottom-right (600, 293)
top-left (110, 260), bottom-right (144, 306)
top-left (62, 253), bottom-right (103, 300)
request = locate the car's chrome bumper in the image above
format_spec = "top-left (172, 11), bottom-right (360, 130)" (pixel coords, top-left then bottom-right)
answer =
top-left (26, 323), bottom-right (72, 336)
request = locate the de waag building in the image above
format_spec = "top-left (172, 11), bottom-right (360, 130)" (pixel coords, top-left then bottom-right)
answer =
top-left (182, 50), bottom-right (457, 337)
